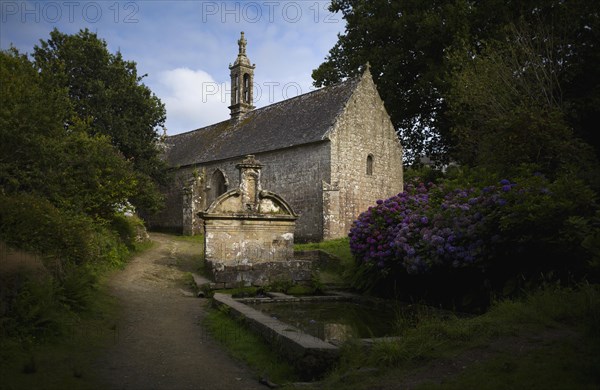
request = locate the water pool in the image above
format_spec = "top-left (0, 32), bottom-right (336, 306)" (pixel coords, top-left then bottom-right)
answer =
top-left (248, 300), bottom-right (401, 342)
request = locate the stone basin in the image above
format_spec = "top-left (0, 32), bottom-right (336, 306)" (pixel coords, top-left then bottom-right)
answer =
top-left (211, 291), bottom-right (409, 380)
top-left (212, 292), bottom-right (339, 380)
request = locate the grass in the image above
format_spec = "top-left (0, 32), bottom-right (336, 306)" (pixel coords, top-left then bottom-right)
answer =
top-left (418, 341), bottom-right (600, 390)
top-left (200, 236), bottom-right (599, 388)
top-left (315, 282), bottom-right (600, 389)
top-left (295, 237), bottom-right (354, 286)
top-left (203, 306), bottom-right (299, 385)
top-left (294, 237), bottom-right (354, 266)
top-left (0, 286), bottom-right (119, 390)
top-left (5, 232), bottom-right (596, 389)
top-left (0, 234), bottom-right (154, 390)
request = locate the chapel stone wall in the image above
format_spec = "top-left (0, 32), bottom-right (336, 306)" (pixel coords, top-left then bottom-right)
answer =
top-left (326, 70), bottom-right (404, 239)
top-left (200, 142), bottom-right (330, 242)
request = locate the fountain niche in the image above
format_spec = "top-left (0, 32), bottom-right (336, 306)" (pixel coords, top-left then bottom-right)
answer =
top-left (199, 155), bottom-right (311, 287)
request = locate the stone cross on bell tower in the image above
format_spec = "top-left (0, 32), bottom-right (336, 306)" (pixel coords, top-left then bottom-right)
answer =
top-left (229, 32), bottom-right (256, 122)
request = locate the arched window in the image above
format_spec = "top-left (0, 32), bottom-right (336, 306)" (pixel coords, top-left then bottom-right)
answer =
top-left (207, 169), bottom-right (228, 208)
top-left (366, 154), bottom-right (374, 175)
top-left (233, 75), bottom-right (239, 104)
top-left (243, 73), bottom-right (250, 103)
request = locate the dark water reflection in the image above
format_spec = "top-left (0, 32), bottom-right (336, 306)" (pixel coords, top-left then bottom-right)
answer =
top-left (248, 301), bottom-right (402, 342)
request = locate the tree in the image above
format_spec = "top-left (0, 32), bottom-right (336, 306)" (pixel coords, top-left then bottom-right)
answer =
top-left (447, 20), bottom-right (600, 184)
top-left (32, 28), bottom-right (167, 213)
top-left (0, 48), bottom-right (139, 220)
top-left (449, 23), bottom-right (567, 172)
top-left (313, 0), bottom-right (472, 164)
top-left (314, 0), bottom-right (600, 166)
top-left (1, 48), bottom-right (158, 345)
top-left (0, 48), bottom-right (69, 194)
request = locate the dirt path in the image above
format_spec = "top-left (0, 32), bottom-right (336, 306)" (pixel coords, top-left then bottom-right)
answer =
top-left (92, 233), bottom-right (263, 390)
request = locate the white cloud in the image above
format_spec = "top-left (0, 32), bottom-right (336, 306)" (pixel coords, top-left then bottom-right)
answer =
top-left (156, 68), bottom-right (230, 135)
top-left (0, 1), bottom-right (345, 136)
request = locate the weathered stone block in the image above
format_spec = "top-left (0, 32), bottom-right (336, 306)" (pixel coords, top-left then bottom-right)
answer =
top-left (200, 156), bottom-right (307, 286)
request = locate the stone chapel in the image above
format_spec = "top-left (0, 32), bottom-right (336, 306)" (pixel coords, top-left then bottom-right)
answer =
top-left (148, 32), bottom-right (403, 242)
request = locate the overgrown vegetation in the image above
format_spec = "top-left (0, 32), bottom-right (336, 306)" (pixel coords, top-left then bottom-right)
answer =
top-left (348, 167), bottom-right (599, 310)
top-left (314, 0), bottom-right (600, 167)
top-left (317, 282), bottom-right (600, 389)
top-left (0, 284), bottom-right (120, 390)
top-left (204, 306), bottom-right (299, 384)
top-left (0, 28), bottom-right (165, 385)
top-left (206, 277), bottom-right (599, 388)
top-left (295, 238), bottom-right (354, 287)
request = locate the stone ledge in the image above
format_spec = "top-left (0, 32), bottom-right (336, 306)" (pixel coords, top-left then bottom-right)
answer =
top-left (207, 260), bottom-right (313, 287)
top-left (212, 293), bottom-right (339, 380)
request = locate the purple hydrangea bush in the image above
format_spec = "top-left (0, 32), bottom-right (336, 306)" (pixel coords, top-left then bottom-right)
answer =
top-left (349, 171), bottom-right (598, 301)
top-left (349, 179), bottom-right (533, 276)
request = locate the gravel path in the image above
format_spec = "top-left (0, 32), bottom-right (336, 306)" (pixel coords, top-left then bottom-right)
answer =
top-left (92, 233), bottom-right (263, 390)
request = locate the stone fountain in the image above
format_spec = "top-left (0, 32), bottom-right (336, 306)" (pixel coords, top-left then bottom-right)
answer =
top-left (199, 155), bottom-right (311, 287)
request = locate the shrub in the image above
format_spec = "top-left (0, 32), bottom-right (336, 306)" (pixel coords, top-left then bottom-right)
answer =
top-left (110, 213), bottom-right (149, 250)
top-left (348, 171), bottom-right (598, 299)
top-left (0, 193), bottom-right (139, 344)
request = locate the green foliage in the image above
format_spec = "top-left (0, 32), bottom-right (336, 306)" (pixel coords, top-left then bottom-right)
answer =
top-left (0, 193), bottom-right (96, 268)
top-left (32, 28), bottom-right (167, 214)
top-left (564, 212), bottom-right (600, 278)
top-left (0, 281), bottom-right (119, 390)
top-left (1, 31), bottom-right (161, 381)
top-left (1, 48), bottom-right (143, 221)
top-left (403, 166), bottom-right (446, 186)
top-left (3, 276), bottom-right (75, 342)
top-left (204, 307), bottom-right (299, 383)
top-left (446, 22), bottom-right (600, 182)
top-left (110, 213), bottom-right (147, 250)
top-left (315, 0), bottom-right (600, 167)
top-left (320, 283), bottom-right (600, 389)
top-left (348, 168), bottom-right (598, 305)
top-left (267, 278), bottom-right (294, 294)
top-left (419, 343), bottom-right (600, 390)
top-left (0, 193), bottom-right (136, 346)
top-left (313, 0), bottom-right (473, 163)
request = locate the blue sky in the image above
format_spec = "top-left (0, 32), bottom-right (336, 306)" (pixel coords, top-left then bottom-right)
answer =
top-left (1, 1), bottom-right (345, 134)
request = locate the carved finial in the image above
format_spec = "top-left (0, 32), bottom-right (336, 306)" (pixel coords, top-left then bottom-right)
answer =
top-left (241, 154), bottom-right (261, 166)
top-left (238, 31), bottom-right (247, 56)
top-left (365, 62), bottom-right (371, 72)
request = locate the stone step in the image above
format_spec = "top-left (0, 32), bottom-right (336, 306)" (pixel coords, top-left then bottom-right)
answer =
top-left (265, 291), bottom-right (293, 299)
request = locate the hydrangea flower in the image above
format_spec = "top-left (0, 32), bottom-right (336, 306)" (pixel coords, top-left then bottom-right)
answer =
top-left (348, 179), bottom-right (521, 275)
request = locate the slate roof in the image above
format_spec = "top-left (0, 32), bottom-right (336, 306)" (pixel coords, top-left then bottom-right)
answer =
top-left (164, 76), bottom-right (361, 167)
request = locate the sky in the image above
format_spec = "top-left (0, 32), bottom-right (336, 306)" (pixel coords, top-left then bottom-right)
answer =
top-left (0, 0), bottom-right (345, 135)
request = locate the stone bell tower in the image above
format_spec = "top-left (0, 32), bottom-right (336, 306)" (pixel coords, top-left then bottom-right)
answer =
top-left (229, 32), bottom-right (255, 121)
